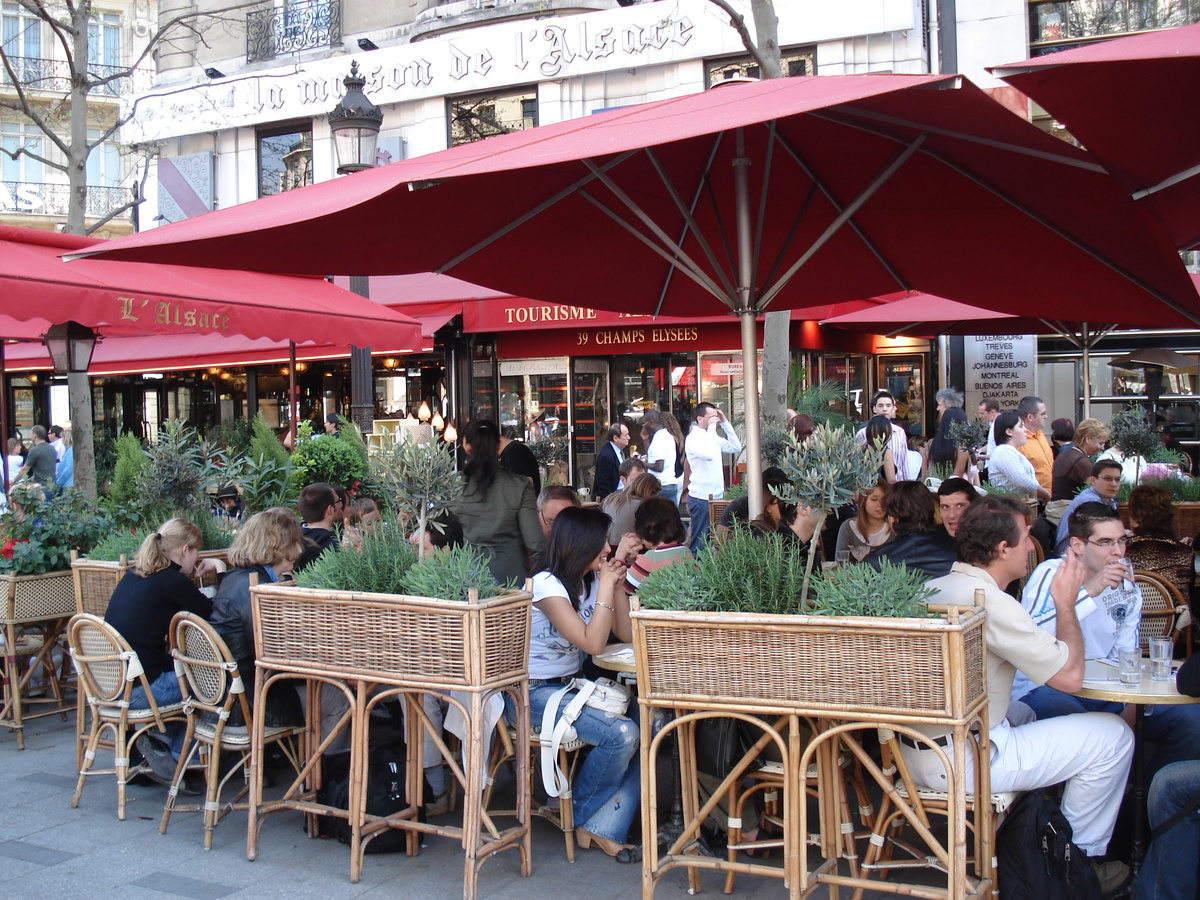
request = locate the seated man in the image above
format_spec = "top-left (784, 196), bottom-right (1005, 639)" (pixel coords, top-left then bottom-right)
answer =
top-left (864, 481), bottom-right (956, 579)
top-left (537, 484), bottom-right (581, 540)
top-left (936, 477), bottom-right (979, 539)
top-left (912, 496), bottom-right (1133, 896)
top-left (1018, 502), bottom-right (1200, 779)
top-left (718, 466), bottom-right (789, 532)
top-left (294, 482), bottom-right (343, 572)
top-left (1053, 458), bottom-right (1122, 555)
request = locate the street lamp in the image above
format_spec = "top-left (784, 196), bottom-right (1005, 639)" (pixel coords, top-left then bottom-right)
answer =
top-left (42, 320), bottom-right (98, 498)
top-left (327, 61), bottom-right (383, 175)
top-left (43, 321), bottom-right (97, 374)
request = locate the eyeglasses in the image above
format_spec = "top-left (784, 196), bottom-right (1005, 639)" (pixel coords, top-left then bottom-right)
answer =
top-left (1085, 537), bottom-right (1128, 549)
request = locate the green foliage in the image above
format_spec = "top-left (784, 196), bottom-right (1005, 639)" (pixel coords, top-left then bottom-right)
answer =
top-left (947, 416), bottom-right (990, 453)
top-left (637, 527), bottom-right (809, 615)
top-left (759, 420), bottom-right (793, 467)
top-left (87, 527), bottom-right (151, 562)
top-left (193, 511), bottom-right (235, 550)
top-left (787, 374), bottom-right (857, 431)
top-left (809, 560), bottom-right (936, 618)
top-left (248, 413), bottom-right (289, 466)
top-left (239, 455), bottom-right (298, 516)
top-left (724, 480), bottom-right (749, 500)
top-left (290, 431), bottom-right (368, 489)
top-left (371, 437), bottom-right (463, 558)
top-left (925, 460), bottom-right (955, 483)
top-left (0, 489), bottom-right (112, 574)
top-left (1116, 476), bottom-right (1200, 504)
top-left (93, 425), bottom-right (119, 493)
top-left (205, 417), bottom-right (254, 457)
top-left (1109, 407), bottom-right (1160, 461)
top-left (775, 424), bottom-right (883, 515)
top-left (110, 431), bottom-right (147, 505)
top-left (337, 415), bottom-right (371, 473)
top-left (524, 432), bottom-right (565, 468)
top-left (137, 421), bottom-right (230, 516)
top-left (399, 544), bottom-right (511, 602)
top-left (294, 527), bottom-right (417, 595)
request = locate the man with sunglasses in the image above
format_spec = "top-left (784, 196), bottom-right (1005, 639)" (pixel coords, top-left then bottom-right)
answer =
top-left (1017, 502), bottom-right (1200, 780)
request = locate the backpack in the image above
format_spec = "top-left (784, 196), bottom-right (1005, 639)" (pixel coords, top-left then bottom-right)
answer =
top-left (996, 791), bottom-right (1102, 900)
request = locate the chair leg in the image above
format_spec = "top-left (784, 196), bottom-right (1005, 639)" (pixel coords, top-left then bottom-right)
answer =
top-left (203, 744), bottom-right (223, 850)
top-left (557, 746), bottom-right (576, 863)
top-left (160, 733), bottom-right (201, 836)
top-left (72, 716), bottom-right (105, 809)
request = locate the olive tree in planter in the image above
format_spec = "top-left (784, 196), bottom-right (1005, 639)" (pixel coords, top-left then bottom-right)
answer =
top-left (371, 435), bottom-right (462, 559)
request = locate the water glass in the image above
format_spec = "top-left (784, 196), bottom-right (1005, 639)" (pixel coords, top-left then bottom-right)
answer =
top-left (1118, 646), bottom-right (1142, 685)
top-left (835, 550), bottom-right (852, 567)
top-left (1148, 637), bottom-right (1174, 683)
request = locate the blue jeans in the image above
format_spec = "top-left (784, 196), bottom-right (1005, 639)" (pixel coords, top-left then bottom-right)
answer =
top-left (659, 483), bottom-right (679, 504)
top-left (1136, 760), bottom-right (1200, 900)
top-left (1022, 684), bottom-right (1200, 779)
top-left (524, 680), bottom-right (641, 843)
top-left (686, 495), bottom-right (710, 556)
top-left (129, 669), bottom-right (185, 759)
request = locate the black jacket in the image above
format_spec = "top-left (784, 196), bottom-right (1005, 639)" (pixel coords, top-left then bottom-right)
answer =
top-left (209, 564), bottom-right (273, 686)
top-left (593, 442), bottom-right (622, 502)
top-left (864, 530), bottom-right (957, 580)
top-left (105, 563), bottom-right (213, 682)
top-left (295, 525), bottom-right (338, 572)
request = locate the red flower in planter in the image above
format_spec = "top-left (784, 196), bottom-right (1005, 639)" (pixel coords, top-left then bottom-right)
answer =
top-left (2, 538), bottom-right (27, 559)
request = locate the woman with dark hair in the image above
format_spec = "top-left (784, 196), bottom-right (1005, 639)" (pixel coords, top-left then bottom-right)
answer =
top-left (526, 506), bottom-right (640, 861)
top-left (790, 413), bottom-right (816, 445)
top-left (865, 415), bottom-right (898, 483)
top-left (928, 406), bottom-right (969, 477)
top-left (1127, 485), bottom-right (1194, 608)
top-left (988, 411), bottom-right (1049, 502)
top-left (622, 497), bottom-right (691, 593)
top-left (451, 419), bottom-right (544, 584)
top-left (835, 479), bottom-right (891, 562)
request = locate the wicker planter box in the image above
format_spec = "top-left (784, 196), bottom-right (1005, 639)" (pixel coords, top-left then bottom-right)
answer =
top-left (1118, 501), bottom-right (1200, 541)
top-left (631, 603), bottom-right (987, 723)
top-left (2, 570), bottom-right (76, 623)
top-left (250, 583), bottom-right (532, 691)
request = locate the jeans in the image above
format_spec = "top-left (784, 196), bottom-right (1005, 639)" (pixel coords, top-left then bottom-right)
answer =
top-left (686, 495), bottom-right (710, 556)
top-left (129, 668), bottom-right (185, 759)
top-left (1022, 683), bottom-right (1200, 779)
top-left (659, 483), bottom-right (679, 504)
top-left (1136, 760), bottom-right (1200, 900)
top-left (525, 680), bottom-right (641, 843)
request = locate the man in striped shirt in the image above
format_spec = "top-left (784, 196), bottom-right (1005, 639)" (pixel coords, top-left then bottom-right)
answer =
top-left (856, 390), bottom-right (910, 481)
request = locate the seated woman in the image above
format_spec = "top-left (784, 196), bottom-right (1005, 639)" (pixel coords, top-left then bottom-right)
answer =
top-left (209, 508), bottom-right (306, 727)
top-left (341, 497), bottom-right (381, 551)
top-left (600, 469), bottom-right (659, 547)
top-left (1127, 484), bottom-right (1195, 618)
top-left (835, 480), bottom-right (891, 562)
top-left (864, 482), bottom-right (956, 579)
top-left (104, 518), bottom-right (227, 782)
top-left (1051, 418), bottom-right (1109, 502)
top-left (525, 506), bottom-right (640, 862)
top-left (988, 411), bottom-right (1050, 503)
top-left (621, 497), bottom-right (692, 594)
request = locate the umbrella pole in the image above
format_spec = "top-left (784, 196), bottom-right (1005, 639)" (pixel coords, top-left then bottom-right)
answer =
top-left (1081, 322), bottom-right (1091, 420)
top-left (288, 341), bottom-right (298, 450)
top-left (734, 127), bottom-right (763, 519)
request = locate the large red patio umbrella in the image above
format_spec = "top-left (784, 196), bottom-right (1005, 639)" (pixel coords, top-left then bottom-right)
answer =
top-left (992, 23), bottom-right (1200, 250)
top-left (79, 74), bottom-right (1200, 512)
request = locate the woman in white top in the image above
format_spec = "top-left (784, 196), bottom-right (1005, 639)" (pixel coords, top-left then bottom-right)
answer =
top-left (526, 506), bottom-right (640, 862)
top-left (988, 411), bottom-right (1050, 502)
top-left (835, 479), bottom-right (892, 561)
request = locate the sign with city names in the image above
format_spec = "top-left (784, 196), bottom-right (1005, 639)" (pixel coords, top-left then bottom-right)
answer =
top-left (963, 334), bottom-right (1037, 412)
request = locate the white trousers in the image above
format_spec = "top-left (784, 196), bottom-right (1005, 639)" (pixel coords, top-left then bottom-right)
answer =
top-left (900, 712), bottom-right (1133, 857)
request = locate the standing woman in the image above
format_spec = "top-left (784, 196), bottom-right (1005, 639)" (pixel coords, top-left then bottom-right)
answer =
top-left (453, 419), bottom-right (545, 584)
top-left (527, 506), bottom-right (641, 862)
top-left (866, 416), bottom-right (898, 483)
top-left (988, 411), bottom-right (1050, 502)
top-left (928, 405), bottom-right (969, 478)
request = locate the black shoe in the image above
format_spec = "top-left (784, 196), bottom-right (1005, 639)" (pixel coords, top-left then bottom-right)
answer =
top-left (135, 734), bottom-right (179, 787)
top-left (176, 773), bottom-right (204, 797)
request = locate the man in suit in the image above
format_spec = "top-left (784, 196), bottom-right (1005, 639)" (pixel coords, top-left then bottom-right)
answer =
top-left (593, 421), bottom-right (631, 502)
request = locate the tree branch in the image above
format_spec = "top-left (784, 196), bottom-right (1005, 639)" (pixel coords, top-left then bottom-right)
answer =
top-left (706, 0), bottom-right (772, 73)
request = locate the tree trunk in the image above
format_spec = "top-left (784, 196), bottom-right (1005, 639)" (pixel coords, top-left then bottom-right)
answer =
top-left (751, 0), bottom-right (781, 78)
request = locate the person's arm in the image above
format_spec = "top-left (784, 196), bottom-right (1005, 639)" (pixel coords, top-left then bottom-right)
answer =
top-left (1044, 549), bottom-right (1088, 692)
top-left (715, 412), bottom-right (742, 454)
top-left (834, 519), bottom-right (854, 559)
top-left (536, 561), bottom-right (629, 655)
top-left (881, 448), bottom-right (897, 483)
top-left (953, 447), bottom-right (969, 478)
top-left (514, 480), bottom-right (546, 568)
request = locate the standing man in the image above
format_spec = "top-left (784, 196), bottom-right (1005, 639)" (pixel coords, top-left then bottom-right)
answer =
top-left (17, 425), bottom-right (57, 491)
top-left (1019, 502), bottom-right (1200, 780)
top-left (856, 390), bottom-right (910, 481)
top-left (641, 411), bottom-right (681, 504)
top-left (911, 496), bottom-right (1133, 896)
top-left (1016, 396), bottom-right (1054, 496)
top-left (976, 398), bottom-right (1001, 477)
top-left (684, 403), bottom-right (742, 554)
top-left (48, 425), bottom-right (65, 462)
top-left (593, 421), bottom-right (630, 502)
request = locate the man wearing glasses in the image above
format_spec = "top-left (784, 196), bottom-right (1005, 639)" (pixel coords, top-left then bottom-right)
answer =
top-left (1017, 502), bottom-right (1200, 780)
top-left (1054, 459), bottom-right (1123, 555)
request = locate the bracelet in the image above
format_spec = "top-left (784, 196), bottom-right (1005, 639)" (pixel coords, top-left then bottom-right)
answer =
top-left (596, 601), bottom-right (615, 612)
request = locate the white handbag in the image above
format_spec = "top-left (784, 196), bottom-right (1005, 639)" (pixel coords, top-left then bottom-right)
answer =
top-left (538, 677), bottom-right (631, 797)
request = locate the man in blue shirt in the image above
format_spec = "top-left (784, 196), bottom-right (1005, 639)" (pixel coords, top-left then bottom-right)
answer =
top-left (1053, 458), bottom-right (1121, 554)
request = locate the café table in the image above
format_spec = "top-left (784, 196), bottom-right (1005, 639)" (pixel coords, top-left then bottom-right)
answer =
top-left (1073, 658), bottom-right (1200, 868)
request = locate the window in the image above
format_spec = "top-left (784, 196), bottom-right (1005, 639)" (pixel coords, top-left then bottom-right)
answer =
top-left (86, 128), bottom-right (121, 187)
top-left (1029, 1), bottom-right (1200, 48)
top-left (449, 87), bottom-right (537, 147)
top-left (257, 125), bottom-right (312, 197)
top-left (2, 2), bottom-right (41, 60)
top-left (87, 12), bottom-right (120, 69)
top-left (707, 49), bottom-right (815, 85)
top-left (2, 121), bottom-right (44, 183)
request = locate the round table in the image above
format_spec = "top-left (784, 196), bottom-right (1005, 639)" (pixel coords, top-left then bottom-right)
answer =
top-left (592, 642), bottom-right (636, 674)
top-left (1074, 661), bottom-right (1200, 868)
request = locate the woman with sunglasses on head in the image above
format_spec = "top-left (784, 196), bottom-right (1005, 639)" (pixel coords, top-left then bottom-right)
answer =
top-left (524, 506), bottom-right (641, 862)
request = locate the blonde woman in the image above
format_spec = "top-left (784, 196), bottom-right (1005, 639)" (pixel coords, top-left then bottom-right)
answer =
top-left (209, 508), bottom-right (305, 726)
top-left (104, 518), bottom-right (227, 783)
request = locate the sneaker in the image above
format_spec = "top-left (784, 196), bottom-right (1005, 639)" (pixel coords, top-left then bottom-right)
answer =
top-left (135, 733), bottom-right (179, 787)
top-left (425, 790), bottom-right (452, 818)
top-left (1090, 859), bottom-right (1132, 897)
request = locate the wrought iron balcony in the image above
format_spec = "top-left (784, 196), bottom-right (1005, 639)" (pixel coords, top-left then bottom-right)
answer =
top-left (0, 56), bottom-right (154, 98)
top-left (1, 181), bottom-right (134, 220)
top-left (247, 0), bottom-right (342, 63)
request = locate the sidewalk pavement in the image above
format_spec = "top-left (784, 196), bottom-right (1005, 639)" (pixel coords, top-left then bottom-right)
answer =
top-left (0, 712), bottom-right (902, 900)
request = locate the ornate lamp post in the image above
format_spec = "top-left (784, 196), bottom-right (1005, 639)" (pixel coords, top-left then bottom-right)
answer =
top-left (328, 61), bottom-right (384, 433)
top-left (43, 320), bottom-right (98, 497)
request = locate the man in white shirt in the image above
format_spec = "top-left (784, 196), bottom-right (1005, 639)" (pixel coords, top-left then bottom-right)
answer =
top-left (909, 496), bottom-right (1132, 895)
top-left (684, 403), bottom-right (741, 554)
top-left (640, 411), bottom-right (680, 504)
top-left (1018, 502), bottom-right (1200, 779)
top-left (856, 390), bottom-right (910, 480)
top-left (49, 425), bottom-right (65, 462)
top-left (976, 398), bottom-right (1000, 475)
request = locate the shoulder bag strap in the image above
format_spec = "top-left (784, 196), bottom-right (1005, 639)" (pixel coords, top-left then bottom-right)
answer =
top-left (539, 678), bottom-right (596, 798)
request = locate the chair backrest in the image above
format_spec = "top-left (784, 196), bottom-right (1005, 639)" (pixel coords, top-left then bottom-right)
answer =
top-left (1134, 570), bottom-right (1186, 650)
top-left (169, 611), bottom-right (249, 725)
top-left (67, 612), bottom-right (144, 705)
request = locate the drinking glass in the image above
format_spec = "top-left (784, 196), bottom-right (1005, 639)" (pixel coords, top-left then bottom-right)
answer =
top-left (1148, 636), bottom-right (1174, 683)
top-left (1118, 646), bottom-right (1142, 685)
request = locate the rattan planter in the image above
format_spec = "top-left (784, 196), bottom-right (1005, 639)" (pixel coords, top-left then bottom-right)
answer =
top-left (631, 603), bottom-right (987, 723)
top-left (250, 583), bottom-right (532, 690)
top-left (2, 570), bottom-right (76, 623)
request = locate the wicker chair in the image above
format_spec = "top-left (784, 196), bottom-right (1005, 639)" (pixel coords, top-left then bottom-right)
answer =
top-left (708, 495), bottom-right (733, 540)
top-left (482, 723), bottom-right (586, 861)
top-left (67, 613), bottom-right (187, 820)
top-left (158, 612), bottom-right (303, 848)
top-left (1134, 571), bottom-right (1189, 653)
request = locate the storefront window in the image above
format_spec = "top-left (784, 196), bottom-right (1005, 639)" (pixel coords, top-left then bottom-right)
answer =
top-left (821, 355), bottom-right (868, 422)
top-left (471, 359), bottom-right (497, 423)
top-left (879, 355), bottom-right (926, 435)
top-left (609, 354), bottom-right (697, 430)
top-left (697, 351), bottom-right (762, 425)
top-left (498, 358), bottom-right (569, 440)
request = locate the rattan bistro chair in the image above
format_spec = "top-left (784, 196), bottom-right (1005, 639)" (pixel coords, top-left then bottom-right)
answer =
top-left (1135, 570), bottom-right (1189, 653)
top-left (159, 612), bottom-right (302, 849)
top-left (67, 613), bottom-right (187, 820)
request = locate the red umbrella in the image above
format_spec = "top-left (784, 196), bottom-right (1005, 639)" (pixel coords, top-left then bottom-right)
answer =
top-left (992, 23), bottom-right (1200, 250)
top-left (80, 74), bottom-right (1199, 512)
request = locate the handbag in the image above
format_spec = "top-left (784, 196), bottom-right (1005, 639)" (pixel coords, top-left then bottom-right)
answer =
top-left (539, 677), bottom-right (631, 797)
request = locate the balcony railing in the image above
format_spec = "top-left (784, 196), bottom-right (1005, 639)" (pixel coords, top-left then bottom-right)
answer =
top-left (0, 56), bottom-right (155, 97)
top-left (247, 0), bottom-right (342, 63)
top-left (1, 182), bottom-right (134, 220)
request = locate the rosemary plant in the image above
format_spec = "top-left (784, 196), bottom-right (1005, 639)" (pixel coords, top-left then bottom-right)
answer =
top-left (809, 560), bottom-right (936, 618)
top-left (399, 544), bottom-right (512, 602)
top-left (294, 527), bottom-right (417, 594)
